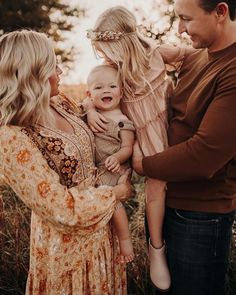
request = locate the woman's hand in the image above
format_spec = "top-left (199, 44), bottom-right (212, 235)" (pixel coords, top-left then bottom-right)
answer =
top-left (87, 109), bottom-right (109, 133)
top-left (113, 169), bottom-right (133, 202)
top-left (132, 141), bottom-right (144, 176)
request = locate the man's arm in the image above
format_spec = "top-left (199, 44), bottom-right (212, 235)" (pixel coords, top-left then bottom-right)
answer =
top-left (143, 69), bottom-right (236, 181)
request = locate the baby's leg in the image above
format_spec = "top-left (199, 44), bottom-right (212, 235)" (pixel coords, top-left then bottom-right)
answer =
top-left (145, 178), bottom-right (166, 248)
top-left (112, 202), bottom-right (134, 263)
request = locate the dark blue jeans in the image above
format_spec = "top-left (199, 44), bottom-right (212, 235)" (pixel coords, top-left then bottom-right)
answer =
top-left (163, 207), bottom-right (235, 295)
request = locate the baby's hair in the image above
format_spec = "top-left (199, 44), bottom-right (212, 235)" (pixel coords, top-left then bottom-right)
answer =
top-left (91, 6), bottom-right (154, 101)
top-left (0, 30), bottom-right (56, 126)
top-left (87, 64), bottom-right (121, 88)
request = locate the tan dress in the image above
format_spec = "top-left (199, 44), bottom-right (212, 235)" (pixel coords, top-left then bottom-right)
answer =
top-left (0, 101), bottom-right (126, 295)
top-left (95, 117), bottom-right (135, 186)
top-left (121, 45), bottom-right (186, 201)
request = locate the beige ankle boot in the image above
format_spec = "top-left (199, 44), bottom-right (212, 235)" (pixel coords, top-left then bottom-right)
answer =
top-left (149, 240), bottom-right (171, 291)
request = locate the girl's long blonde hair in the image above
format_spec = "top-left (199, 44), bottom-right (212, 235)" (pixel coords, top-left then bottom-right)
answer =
top-left (92, 6), bottom-right (154, 101)
top-left (0, 30), bottom-right (56, 127)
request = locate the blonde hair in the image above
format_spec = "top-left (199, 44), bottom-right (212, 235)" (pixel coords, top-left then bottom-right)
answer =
top-left (0, 30), bottom-right (56, 127)
top-left (92, 6), bottom-right (154, 100)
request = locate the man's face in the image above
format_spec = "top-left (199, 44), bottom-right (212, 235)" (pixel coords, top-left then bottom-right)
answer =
top-left (174, 0), bottom-right (219, 50)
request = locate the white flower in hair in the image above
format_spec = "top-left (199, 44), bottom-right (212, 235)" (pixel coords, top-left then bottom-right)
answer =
top-left (87, 29), bottom-right (123, 41)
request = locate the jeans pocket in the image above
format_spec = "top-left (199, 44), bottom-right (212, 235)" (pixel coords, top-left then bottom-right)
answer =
top-left (174, 209), bottom-right (220, 225)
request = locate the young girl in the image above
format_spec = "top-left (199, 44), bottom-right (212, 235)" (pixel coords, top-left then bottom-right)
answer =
top-left (86, 6), bottom-right (188, 291)
top-left (86, 64), bottom-right (135, 264)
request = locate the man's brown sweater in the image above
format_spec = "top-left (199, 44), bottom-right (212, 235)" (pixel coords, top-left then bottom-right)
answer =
top-left (143, 42), bottom-right (236, 213)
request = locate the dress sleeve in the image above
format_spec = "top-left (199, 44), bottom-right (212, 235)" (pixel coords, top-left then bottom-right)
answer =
top-left (142, 65), bottom-right (236, 181)
top-left (0, 126), bottom-right (115, 234)
top-left (158, 44), bottom-right (196, 71)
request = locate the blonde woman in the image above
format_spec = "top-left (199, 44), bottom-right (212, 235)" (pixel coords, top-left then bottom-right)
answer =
top-left (0, 30), bottom-right (132, 295)
top-left (86, 6), bottom-right (190, 291)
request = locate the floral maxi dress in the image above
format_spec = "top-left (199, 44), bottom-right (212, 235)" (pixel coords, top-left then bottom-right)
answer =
top-left (0, 101), bottom-right (126, 295)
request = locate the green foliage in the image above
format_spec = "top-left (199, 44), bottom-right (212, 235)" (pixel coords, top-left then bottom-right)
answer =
top-left (0, 0), bottom-right (84, 70)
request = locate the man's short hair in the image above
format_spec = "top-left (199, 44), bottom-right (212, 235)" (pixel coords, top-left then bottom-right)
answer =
top-left (199, 0), bottom-right (236, 21)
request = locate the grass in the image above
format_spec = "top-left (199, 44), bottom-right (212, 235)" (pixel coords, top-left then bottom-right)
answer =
top-left (0, 185), bottom-right (30, 295)
top-left (0, 176), bottom-right (236, 295)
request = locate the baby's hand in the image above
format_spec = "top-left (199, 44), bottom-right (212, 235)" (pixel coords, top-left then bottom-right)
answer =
top-left (105, 155), bottom-right (120, 173)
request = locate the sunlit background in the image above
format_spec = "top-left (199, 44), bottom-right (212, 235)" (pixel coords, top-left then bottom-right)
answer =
top-left (0, 2), bottom-right (236, 295)
top-left (59, 0), bottom-right (186, 84)
top-left (0, 0), bottom-right (190, 86)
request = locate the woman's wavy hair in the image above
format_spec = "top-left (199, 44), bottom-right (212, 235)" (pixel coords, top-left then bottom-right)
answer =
top-left (92, 6), bottom-right (154, 101)
top-left (0, 30), bottom-right (56, 127)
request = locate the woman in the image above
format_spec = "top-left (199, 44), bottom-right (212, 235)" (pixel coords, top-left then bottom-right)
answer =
top-left (0, 30), bottom-right (131, 295)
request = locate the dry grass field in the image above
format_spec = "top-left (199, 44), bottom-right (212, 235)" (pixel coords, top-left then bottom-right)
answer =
top-left (0, 175), bottom-right (236, 295)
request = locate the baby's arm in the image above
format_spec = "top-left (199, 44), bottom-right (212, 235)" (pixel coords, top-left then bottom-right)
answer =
top-left (105, 129), bottom-right (135, 173)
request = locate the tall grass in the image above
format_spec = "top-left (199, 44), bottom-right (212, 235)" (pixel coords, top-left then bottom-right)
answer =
top-left (126, 175), bottom-right (154, 295)
top-left (0, 185), bottom-right (30, 295)
top-left (0, 176), bottom-right (236, 295)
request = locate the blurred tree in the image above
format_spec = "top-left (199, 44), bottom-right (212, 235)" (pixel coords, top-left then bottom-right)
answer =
top-left (134, 0), bottom-right (190, 82)
top-left (134, 0), bottom-right (191, 46)
top-left (135, 0), bottom-right (176, 44)
top-left (0, 0), bottom-right (85, 72)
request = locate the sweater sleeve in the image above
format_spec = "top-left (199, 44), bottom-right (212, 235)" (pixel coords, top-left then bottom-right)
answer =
top-left (143, 66), bottom-right (236, 181)
top-left (0, 126), bottom-right (115, 234)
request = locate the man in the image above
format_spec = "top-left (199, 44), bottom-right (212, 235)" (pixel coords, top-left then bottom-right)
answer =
top-left (133, 0), bottom-right (236, 294)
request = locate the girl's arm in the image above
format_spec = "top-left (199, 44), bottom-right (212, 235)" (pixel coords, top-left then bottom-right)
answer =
top-left (83, 96), bottom-right (109, 132)
top-left (159, 44), bottom-right (195, 65)
top-left (105, 130), bottom-right (135, 173)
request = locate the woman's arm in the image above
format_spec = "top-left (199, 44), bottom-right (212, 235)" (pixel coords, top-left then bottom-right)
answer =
top-left (0, 126), bottom-right (130, 234)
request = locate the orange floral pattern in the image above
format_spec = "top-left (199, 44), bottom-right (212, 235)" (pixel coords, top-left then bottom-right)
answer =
top-left (17, 149), bottom-right (31, 164)
top-left (0, 101), bottom-right (127, 295)
top-left (37, 181), bottom-right (51, 198)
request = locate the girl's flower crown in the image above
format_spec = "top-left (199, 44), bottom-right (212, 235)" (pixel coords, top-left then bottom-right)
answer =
top-left (87, 29), bottom-right (124, 41)
top-left (86, 26), bottom-right (154, 42)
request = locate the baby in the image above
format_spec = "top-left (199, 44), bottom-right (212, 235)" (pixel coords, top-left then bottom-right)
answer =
top-left (86, 64), bottom-right (135, 263)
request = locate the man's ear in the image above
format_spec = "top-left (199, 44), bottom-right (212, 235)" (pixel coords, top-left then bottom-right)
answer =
top-left (215, 3), bottom-right (228, 20)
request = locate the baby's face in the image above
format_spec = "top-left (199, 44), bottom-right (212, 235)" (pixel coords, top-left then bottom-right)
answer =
top-left (88, 67), bottom-right (122, 111)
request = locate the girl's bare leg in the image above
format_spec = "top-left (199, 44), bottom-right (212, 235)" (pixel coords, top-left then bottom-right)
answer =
top-left (145, 178), bottom-right (166, 248)
top-left (145, 178), bottom-right (171, 291)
